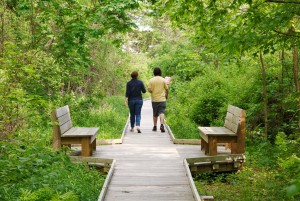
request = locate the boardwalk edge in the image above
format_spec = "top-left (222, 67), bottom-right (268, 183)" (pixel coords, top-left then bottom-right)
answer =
top-left (184, 159), bottom-right (215, 201)
top-left (183, 159), bottom-right (202, 201)
top-left (98, 159), bottom-right (116, 201)
top-left (97, 116), bottom-right (129, 145)
top-left (165, 124), bottom-right (201, 145)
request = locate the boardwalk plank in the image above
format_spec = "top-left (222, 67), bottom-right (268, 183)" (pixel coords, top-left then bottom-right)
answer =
top-left (93, 100), bottom-right (201, 201)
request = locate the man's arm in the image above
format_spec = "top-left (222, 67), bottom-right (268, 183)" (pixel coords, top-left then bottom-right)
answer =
top-left (165, 89), bottom-right (169, 99)
top-left (147, 81), bottom-right (152, 93)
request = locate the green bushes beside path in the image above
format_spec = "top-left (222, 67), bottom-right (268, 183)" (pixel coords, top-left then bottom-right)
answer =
top-left (194, 134), bottom-right (300, 200)
top-left (0, 139), bottom-right (105, 201)
top-left (0, 95), bottom-right (129, 201)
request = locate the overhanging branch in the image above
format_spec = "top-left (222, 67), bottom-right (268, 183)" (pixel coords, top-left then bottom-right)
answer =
top-left (265, 0), bottom-right (300, 4)
top-left (273, 29), bottom-right (300, 38)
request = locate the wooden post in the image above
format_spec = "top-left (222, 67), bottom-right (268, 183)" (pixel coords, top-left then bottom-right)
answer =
top-left (201, 140), bottom-right (209, 154)
top-left (231, 143), bottom-right (237, 154)
top-left (236, 110), bottom-right (246, 154)
top-left (51, 111), bottom-right (61, 150)
top-left (200, 139), bottom-right (205, 150)
top-left (208, 136), bottom-right (217, 156)
top-left (93, 139), bottom-right (96, 151)
top-left (81, 137), bottom-right (91, 157)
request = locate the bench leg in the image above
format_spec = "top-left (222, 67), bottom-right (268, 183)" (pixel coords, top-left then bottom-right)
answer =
top-left (231, 143), bottom-right (237, 154)
top-left (201, 139), bottom-right (209, 155)
top-left (92, 139), bottom-right (96, 151)
top-left (208, 136), bottom-right (217, 156)
top-left (81, 137), bottom-right (92, 157)
top-left (201, 139), bottom-right (205, 150)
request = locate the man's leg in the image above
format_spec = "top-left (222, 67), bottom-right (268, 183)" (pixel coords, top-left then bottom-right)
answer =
top-left (153, 116), bottom-right (158, 126)
top-left (159, 102), bottom-right (166, 132)
top-left (152, 102), bottom-right (158, 131)
top-left (159, 113), bottom-right (165, 132)
top-left (159, 113), bottom-right (165, 124)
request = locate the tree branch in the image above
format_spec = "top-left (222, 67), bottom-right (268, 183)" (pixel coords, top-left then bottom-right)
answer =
top-left (273, 30), bottom-right (300, 38)
top-left (265, 0), bottom-right (300, 4)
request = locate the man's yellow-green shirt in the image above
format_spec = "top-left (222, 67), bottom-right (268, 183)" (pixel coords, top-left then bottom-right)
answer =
top-left (148, 76), bottom-right (168, 102)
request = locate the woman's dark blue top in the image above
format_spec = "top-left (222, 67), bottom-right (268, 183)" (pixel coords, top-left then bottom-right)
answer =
top-left (126, 78), bottom-right (146, 101)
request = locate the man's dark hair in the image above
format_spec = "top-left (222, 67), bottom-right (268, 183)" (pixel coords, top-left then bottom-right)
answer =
top-left (131, 71), bottom-right (138, 78)
top-left (153, 67), bottom-right (162, 76)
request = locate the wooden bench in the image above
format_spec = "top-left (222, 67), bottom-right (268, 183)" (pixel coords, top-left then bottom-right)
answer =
top-left (198, 105), bottom-right (246, 156)
top-left (51, 105), bottom-right (99, 157)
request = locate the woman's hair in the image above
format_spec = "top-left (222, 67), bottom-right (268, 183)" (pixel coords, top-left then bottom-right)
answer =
top-left (153, 67), bottom-right (162, 76)
top-left (131, 71), bottom-right (138, 78)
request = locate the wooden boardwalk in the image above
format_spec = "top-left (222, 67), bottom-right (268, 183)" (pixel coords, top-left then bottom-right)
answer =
top-left (93, 100), bottom-right (205, 201)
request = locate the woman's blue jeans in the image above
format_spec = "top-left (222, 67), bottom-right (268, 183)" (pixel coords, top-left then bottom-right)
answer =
top-left (128, 99), bottom-right (143, 128)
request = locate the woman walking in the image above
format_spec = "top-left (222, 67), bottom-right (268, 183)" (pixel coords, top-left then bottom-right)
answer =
top-left (125, 71), bottom-right (146, 133)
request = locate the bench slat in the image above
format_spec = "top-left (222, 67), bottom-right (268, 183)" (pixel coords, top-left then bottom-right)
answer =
top-left (224, 119), bottom-right (232, 131)
top-left (231, 123), bottom-right (238, 134)
top-left (198, 127), bottom-right (236, 136)
top-left (60, 120), bottom-right (73, 135)
top-left (225, 112), bottom-right (233, 122)
top-left (62, 127), bottom-right (99, 137)
top-left (57, 112), bottom-right (72, 126)
top-left (234, 107), bottom-right (243, 117)
top-left (228, 105), bottom-right (235, 114)
top-left (232, 115), bottom-right (240, 125)
top-left (56, 105), bottom-right (70, 118)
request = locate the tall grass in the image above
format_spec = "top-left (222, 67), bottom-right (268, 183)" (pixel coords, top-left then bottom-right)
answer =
top-left (71, 96), bottom-right (129, 139)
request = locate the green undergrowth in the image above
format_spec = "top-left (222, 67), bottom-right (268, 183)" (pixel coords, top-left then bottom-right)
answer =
top-left (193, 134), bottom-right (300, 201)
top-left (0, 95), bottom-right (129, 201)
top-left (0, 137), bottom-right (105, 201)
top-left (69, 96), bottom-right (129, 139)
top-left (166, 116), bottom-right (199, 139)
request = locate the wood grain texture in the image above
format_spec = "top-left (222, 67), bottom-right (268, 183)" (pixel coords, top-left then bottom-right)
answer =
top-left (198, 105), bottom-right (246, 156)
top-left (52, 105), bottom-right (99, 156)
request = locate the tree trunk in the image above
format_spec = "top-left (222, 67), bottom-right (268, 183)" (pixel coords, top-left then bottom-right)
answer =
top-left (277, 50), bottom-right (285, 129)
top-left (292, 40), bottom-right (300, 131)
top-left (260, 50), bottom-right (268, 140)
top-left (30, 0), bottom-right (36, 48)
top-left (0, 3), bottom-right (5, 55)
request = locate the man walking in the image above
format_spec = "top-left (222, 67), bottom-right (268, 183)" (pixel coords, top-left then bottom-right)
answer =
top-left (148, 67), bottom-right (169, 132)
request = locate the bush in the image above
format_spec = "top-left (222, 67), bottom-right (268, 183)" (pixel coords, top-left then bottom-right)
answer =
top-left (0, 139), bottom-right (105, 201)
top-left (194, 135), bottom-right (300, 200)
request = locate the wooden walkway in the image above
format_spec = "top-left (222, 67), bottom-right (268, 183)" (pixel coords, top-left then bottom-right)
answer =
top-left (93, 100), bottom-right (205, 201)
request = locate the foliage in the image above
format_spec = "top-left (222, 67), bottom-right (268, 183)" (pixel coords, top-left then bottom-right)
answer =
top-left (194, 135), bottom-right (300, 200)
top-left (0, 138), bottom-right (105, 201)
top-left (69, 96), bottom-right (129, 139)
top-left (0, 0), bottom-right (142, 137)
top-left (152, 0), bottom-right (300, 138)
top-left (1, 1), bottom-right (144, 200)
